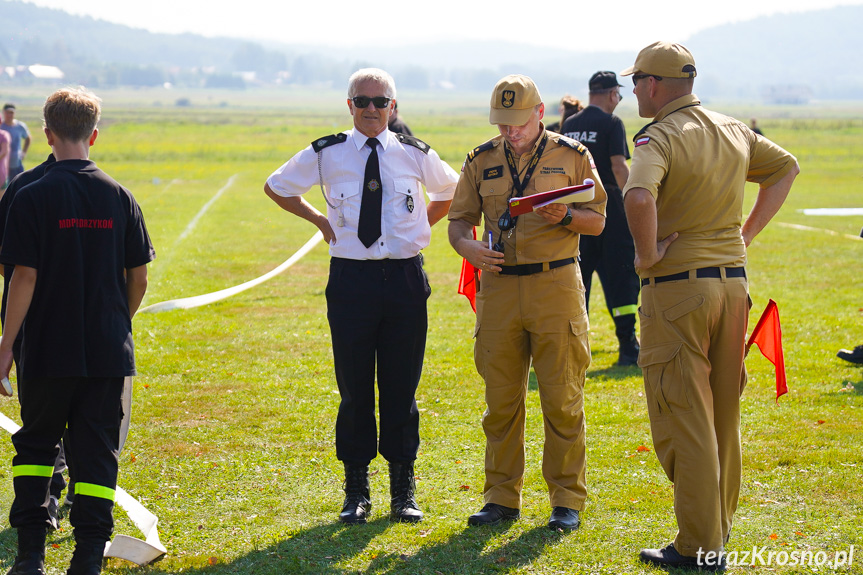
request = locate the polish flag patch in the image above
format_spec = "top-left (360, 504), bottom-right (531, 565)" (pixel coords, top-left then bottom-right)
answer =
top-left (635, 136), bottom-right (651, 147)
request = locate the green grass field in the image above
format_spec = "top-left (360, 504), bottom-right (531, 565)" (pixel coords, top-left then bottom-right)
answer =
top-left (0, 89), bottom-right (861, 574)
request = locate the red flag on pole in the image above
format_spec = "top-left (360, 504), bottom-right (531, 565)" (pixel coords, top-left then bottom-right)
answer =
top-left (746, 299), bottom-right (787, 401)
top-left (457, 227), bottom-right (481, 313)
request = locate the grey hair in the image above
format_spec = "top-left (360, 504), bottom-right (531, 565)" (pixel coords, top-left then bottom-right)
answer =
top-left (347, 68), bottom-right (397, 99)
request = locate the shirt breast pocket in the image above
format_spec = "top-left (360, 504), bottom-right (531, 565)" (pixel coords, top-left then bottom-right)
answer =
top-left (534, 175), bottom-right (571, 193)
top-left (393, 178), bottom-right (422, 222)
top-left (479, 179), bottom-right (510, 223)
top-left (328, 181), bottom-right (362, 225)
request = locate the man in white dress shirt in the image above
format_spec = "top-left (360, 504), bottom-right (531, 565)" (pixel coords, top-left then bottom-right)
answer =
top-left (264, 68), bottom-right (458, 525)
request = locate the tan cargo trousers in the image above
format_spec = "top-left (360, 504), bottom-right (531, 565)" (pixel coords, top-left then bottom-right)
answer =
top-left (474, 262), bottom-right (591, 511)
top-left (638, 272), bottom-right (750, 555)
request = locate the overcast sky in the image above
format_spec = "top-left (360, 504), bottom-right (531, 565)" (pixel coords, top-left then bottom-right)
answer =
top-left (23, 0), bottom-right (863, 52)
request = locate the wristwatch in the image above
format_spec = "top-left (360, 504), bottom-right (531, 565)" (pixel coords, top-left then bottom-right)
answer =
top-left (558, 207), bottom-right (573, 226)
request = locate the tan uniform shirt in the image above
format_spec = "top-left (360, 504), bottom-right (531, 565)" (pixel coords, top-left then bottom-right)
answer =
top-left (449, 128), bottom-right (606, 265)
top-left (623, 94), bottom-right (797, 277)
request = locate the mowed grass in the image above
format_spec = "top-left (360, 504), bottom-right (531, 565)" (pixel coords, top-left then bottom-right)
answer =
top-left (0, 92), bottom-right (861, 574)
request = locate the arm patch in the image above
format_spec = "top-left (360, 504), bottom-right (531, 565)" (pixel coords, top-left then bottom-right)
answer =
top-left (395, 133), bottom-right (431, 154)
top-left (311, 133), bottom-right (348, 152)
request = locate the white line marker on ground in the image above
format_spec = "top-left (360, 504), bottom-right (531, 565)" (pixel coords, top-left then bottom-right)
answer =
top-left (177, 174), bottom-right (238, 243)
top-left (776, 221), bottom-right (862, 241)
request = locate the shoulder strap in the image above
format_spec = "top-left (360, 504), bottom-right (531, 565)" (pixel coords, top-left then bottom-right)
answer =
top-left (552, 134), bottom-right (587, 155)
top-left (394, 133), bottom-right (431, 154)
top-left (311, 133), bottom-right (348, 152)
top-left (465, 140), bottom-right (495, 164)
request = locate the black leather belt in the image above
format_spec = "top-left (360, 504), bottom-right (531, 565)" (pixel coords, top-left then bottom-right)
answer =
top-left (499, 257), bottom-right (575, 276)
top-left (642, 267), bottom-right (746, 286)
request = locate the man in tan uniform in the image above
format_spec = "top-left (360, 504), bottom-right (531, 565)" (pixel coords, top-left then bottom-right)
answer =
top-left (448, 75), bottom-right (606, 531)
top-left (621, 42), bottom-right (799, 570)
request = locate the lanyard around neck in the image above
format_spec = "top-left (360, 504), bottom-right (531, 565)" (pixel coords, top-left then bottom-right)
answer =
top-left (503, 132), bottom-right (548, 199)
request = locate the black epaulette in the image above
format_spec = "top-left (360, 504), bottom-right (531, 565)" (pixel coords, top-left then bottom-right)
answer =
top-left (311, 133), bottom-right (348, 152)
top-left (633, 122), bottom-right (656, 141)
top-left (465, 140), bottom-right (495, 164)
top-left (553, 134), bottom-right (587, 155)
top-left (395, 133), bottom-right (431, 154)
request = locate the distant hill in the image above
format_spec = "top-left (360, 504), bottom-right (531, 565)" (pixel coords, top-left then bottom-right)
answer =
top-left (1, 0), bottom-right (860, 100)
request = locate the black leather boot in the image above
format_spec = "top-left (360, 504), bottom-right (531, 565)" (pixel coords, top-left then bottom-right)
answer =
top-left (7, 527), bottom-right (47, 575)
top-left (66, 539), bottom-right (105, 575)
top-left (388, 461), bottom-right (423, 523)
top-left (339, 462), bottom-right (371, 524)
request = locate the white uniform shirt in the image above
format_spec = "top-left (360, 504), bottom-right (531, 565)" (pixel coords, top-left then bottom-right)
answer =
top-left (267, 128), bottom-right (458, 260)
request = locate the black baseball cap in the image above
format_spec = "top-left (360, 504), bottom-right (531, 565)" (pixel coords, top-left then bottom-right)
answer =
top-left (588, 71), bottom-right (623, 92)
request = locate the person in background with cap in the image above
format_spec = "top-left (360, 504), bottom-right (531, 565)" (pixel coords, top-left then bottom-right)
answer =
top-left (1, 104), bottom-right (31, 182)
top-left (448, 74), bottom-right (606, 531)
top-left (562, 71), bottom-right (640, 366)
top-left (265, 68), bottom-right (458, 525)
top-left (621, 41), bottom-right (799, 570)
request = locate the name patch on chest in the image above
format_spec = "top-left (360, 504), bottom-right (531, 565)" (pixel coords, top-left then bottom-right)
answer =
top-left (540, 166), bottom-right (565, 175)
top-left (483, 166), bottom-right (504, 180)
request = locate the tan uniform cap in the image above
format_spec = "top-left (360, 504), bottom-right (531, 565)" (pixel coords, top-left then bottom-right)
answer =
top-left (620, 41), bottom-right (697, 79)
top-left (489, 74), bottom-right (542, 126)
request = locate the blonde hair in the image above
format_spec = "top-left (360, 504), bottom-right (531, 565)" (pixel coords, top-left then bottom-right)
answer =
top-left (43, 87), bottom-right (102, 142)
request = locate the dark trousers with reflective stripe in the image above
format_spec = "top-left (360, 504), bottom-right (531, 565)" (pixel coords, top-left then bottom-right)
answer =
top-left (11, 376), bottom-right (123, 542)
top-left (326, 256), bottom-right (430, 464)
top-left (578, 186), bottom-right (640, 342)
top-left (12, 340), bottom-right (72, 501)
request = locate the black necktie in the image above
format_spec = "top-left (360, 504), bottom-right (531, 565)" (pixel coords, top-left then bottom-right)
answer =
top-left (358, 137), bottom-right (382, 248)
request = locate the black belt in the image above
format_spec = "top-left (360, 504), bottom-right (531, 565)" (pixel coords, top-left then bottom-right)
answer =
top-left (642, 267), bottom-right (746, 286)
top-left (499, 257), bottom-right (575, 276)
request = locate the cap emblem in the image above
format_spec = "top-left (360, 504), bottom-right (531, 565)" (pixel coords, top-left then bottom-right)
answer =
top-left (502, 90), bottom-right (515, 108)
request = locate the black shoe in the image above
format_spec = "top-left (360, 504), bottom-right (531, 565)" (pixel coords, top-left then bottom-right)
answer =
top-left (339, 462), bottom-right (371, 525)
top-left (388, 461), bottom-right (423, 523)
top-left (617, 336), bottom-right (640, 366)
top-left (8, 527), bottom-right (47, 575)
top-left (837, 345), bottom-right (863, 365)
top-left (467, 503), bottom-right (519, 526)
top-left (547, 506), bottom-right (580, 531)
top-left (66, 540), bottom-right (105, 575)
top-left (639, 543), bottom-right (725, 572)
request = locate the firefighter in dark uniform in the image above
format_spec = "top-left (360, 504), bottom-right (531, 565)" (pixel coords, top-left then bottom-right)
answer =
top-left (0, 87), bottom-right (154, 575)
top-left (621, 42), bottom-right (799, 570)
top-left (448, 74), bottom-right (607, 531)
top-left (561, 71), bottom-right (641, 365)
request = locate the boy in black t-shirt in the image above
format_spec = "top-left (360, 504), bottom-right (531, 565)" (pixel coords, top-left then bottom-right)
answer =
top-left (0, 88), bottom-right (155, 575)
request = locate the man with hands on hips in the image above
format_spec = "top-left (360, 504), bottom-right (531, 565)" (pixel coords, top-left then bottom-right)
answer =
top-left (264, 68), bottom-right (458, 525)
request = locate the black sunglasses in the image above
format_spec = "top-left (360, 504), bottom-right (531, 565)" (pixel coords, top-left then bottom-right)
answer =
top-left (352, 96), bottom-right (392, 109)
top-left (632, 74), bottom-right (663, 86)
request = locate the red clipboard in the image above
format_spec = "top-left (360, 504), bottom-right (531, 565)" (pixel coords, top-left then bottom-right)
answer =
top-left (508, 179), bottom-right (595, 217)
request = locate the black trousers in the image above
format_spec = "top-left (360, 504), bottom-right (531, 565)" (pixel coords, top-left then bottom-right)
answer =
top-left (578, 186), bottom-right (641, 342)
top-left (326, 255), bottom-right (430, 464)
top-left (10, 376), bottom-right (123, 542)
top-left (12, 340), bottom-right (74, 502)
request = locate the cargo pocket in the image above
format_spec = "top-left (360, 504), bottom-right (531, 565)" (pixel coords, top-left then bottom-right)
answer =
top-left (567, 311), bottom-right (591, 380)
top-left (473, 321), bottom-right (484, 379)
top-left (638, 341), bottom-right (692, 417)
